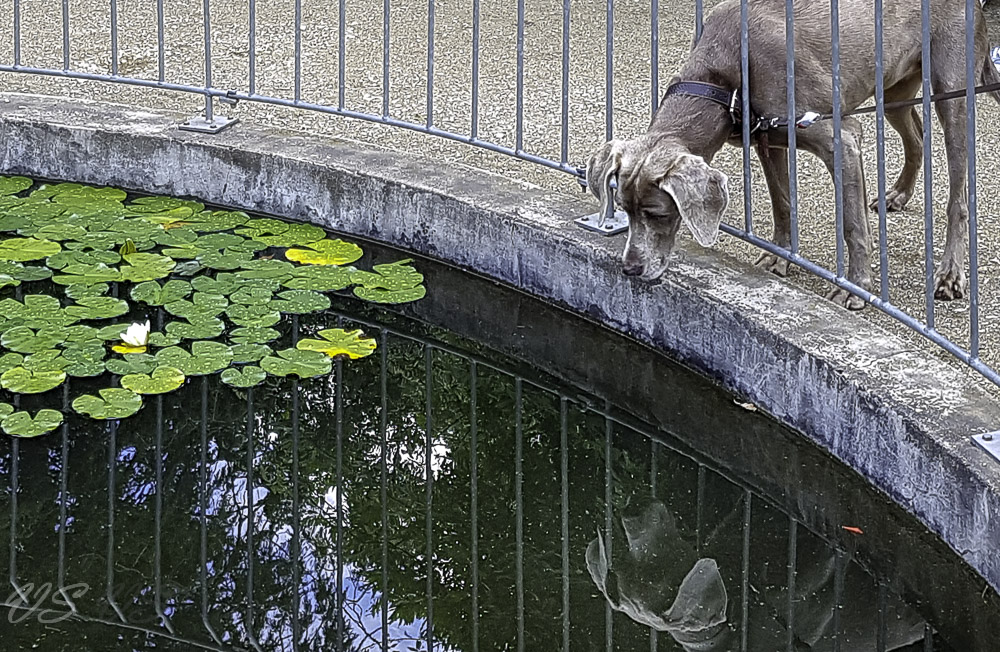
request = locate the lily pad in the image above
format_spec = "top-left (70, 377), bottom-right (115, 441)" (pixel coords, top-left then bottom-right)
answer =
top-left (120, 366), bottom-right (185, 395)
top-left (281, 265), bottom-right (356, 292)
top-left (120, 252), bottom-right (175, 282)
top-left (155, 341), bottom-right (233, 376)
top-left (235, 217), bottom-right (289, 239)
top-left (0, 353), bottom-right (25, 374)
top-left (72, 388), bottom-right (144, 419)
top-left (52, 262), bottom-right (124, 286)
top-left (352, 259), bottom-right (423, 290)
top-left (45, 248), bottom-right (120, 270)
top-left (229, 326), bottom-right (281, 344)
top-left (182, 210), bottom-right (249, 232)
top-left (164, 318), bottom-right (226, 340)
top-left (285, 238), bottom-right (363, 266)
top-left (64, 296), bottom-right (130, 320)
top-left (1, 409), bottom-right (64, 438)
top-left (0, 366), bottom-right (67, 394)
top-left (165, 292), bottom-right (229, 320)
top-left (35, 222), bottom-right (88, 242)
top-left (230, 286), bottom-right (274, 306)
top-left (0, 176), bottom-right (32, 196)
top-left (128, 196), bottom-right (204, 215)
top-left (61, 344), bottom-right (107, 377)
top-left (106, 353), bottom-right (158, 376)
top-left (272, 289), bottom-right (332, 314)
top-left (226, 304), bottom-right (281, 328)
top-left (131, 279), bottom-right (193, 306)
top-left (148, 332), bottom-right (182, 347)
top-left (2, 326), bottom-right (67, 354)
top-left (64, 283), bottom-right (110, 300)
top-left (260, 348), bottom-right (332, 379)
top-left (220, 366), bottom-right (267, 388)
top-left (191, 274), bottom-right (238, 296)
top-left (231, 343), bottom-right (272, 364)
top-left (296, 328), bottom-right (377, 360)
top-left (0, 237), bottom-right (61, 262)
top-left (23, 349), bottom-right (70, 373)
top-left (0, 260), bottom-right (53, 282)
top-left (198, 250), bottom-right (253, 271)
top-left (237, 259), bottom-right (294, 279)
top-left (0, 403), bottom-right (12, 419)
top-left (354, 285), bottom-right (427, 304)
top-left (252, 222), bottom-right (326, 248)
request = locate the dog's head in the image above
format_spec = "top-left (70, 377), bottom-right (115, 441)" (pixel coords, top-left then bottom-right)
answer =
top-left (585, 499), bottom-right (731, 650)
top-left (585, 137), bottom-right (729, 281)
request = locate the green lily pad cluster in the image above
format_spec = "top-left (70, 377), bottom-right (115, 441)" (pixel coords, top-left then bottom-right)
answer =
top-left (0, 176), bottom-right (427, 438)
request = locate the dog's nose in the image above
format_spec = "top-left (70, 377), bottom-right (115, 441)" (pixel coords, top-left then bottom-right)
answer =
top-left (623, 263), bottom-right (644, 277)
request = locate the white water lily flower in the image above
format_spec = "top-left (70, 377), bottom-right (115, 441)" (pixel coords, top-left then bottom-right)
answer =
top-left (120, 320), bottom-right (151, 348)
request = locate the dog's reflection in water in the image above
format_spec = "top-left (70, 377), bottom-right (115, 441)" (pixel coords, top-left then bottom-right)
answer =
top-left (586, 500), bottom-right (927, 651)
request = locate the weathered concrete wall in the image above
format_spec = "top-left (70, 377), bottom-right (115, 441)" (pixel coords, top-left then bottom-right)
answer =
top-left (2, 93), bottom-right (1000, 592)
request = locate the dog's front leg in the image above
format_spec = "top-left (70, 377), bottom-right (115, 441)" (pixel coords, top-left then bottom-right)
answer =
top-left (798, 118), bottom-right (873, 310)
top-left (933, 96), bottom-right (971, 301)
top-left (753, 144), bottom-right (792, 277)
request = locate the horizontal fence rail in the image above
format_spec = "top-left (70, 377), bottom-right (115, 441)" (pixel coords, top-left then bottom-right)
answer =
top-left (0, 0), bottom-right (998, 391)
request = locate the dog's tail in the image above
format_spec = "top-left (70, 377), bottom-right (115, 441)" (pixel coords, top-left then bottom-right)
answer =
top-left (983, 51), bottom-right (1000, 106)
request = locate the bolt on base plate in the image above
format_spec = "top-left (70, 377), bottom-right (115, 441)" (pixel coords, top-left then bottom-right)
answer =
top-left (972, 432), bottom-right (1000, 464)
top-left (575, 210), bottom-right (628, 236)
top-left (179, 114), bottom-right (239, 134)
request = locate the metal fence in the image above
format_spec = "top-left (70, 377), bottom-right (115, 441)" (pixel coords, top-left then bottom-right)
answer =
top-left (0, 0), bottom-right (999, 390)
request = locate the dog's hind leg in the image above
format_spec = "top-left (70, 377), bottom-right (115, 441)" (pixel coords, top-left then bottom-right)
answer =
top-left (870, 75), bottom-right (924, 213)
top-left (753, 144), bottom-right (793, 277)
top-left (797, 117), bottom-right (873, 310)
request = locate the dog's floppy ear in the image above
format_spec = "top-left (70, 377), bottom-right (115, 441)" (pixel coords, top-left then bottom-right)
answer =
top-left (659, 154), bottom-right (728, 247)
top-left (586, 139), bottom-right (627, 220)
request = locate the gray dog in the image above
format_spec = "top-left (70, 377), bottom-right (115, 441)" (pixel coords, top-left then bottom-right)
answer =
top-left (586, 0), bottom-right (1000, 309)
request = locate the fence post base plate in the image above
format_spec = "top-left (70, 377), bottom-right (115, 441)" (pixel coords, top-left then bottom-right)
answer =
top-left (574, 210), bottom-right (628, 236)
top-left (179, 115), bottom-right (239, 134)
top-left (972, 432), bottom-right (1000, 464)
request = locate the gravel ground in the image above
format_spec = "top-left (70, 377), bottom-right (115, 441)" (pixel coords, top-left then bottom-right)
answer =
top-left (2, 0), bottom-right (1000, 398)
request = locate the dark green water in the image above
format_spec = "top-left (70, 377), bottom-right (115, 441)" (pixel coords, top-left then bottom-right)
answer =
top-left (0, 239), bottom-right (997, 651)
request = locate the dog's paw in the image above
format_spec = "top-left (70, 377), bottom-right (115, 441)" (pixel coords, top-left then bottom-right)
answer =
top-left (754, 252), bottom-right (791, 277)
top-left (826, 287), bottom-right (866, 311)
top-left (869, 188), bottom-right (911, 213)
top-left (933, 260), bottom-right (967, 301)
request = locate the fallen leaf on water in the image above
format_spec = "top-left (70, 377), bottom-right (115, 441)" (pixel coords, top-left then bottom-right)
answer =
top-left (841, 526), bottom-right (864, 535)
top-left (734, 399), bottom-right (758, 412)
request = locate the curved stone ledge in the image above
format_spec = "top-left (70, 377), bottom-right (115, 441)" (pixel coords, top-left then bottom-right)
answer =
top-left (2, 92), bottom-right (999, 592)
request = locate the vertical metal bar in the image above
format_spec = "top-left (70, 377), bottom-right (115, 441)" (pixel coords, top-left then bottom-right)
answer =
top-left (294, 0), bottom-right (302, 102)
top-left (202, 0), bottom-right (214, 123)
top-left (786, 519), bottom-right (797, 652)
top-left (833, 551), bottom-right (845, 652)
top-left (249, 0), bottom-right (256, 95)
top-left (62, 0), bottom-right (70, 70)
top-left (786, 0), bottom-right (800, 253)
top-left (966, 0), bottom-right (979, 357)
top-left (651, 0), bottom-right (659, 118)
top-left (560, 398), bottom-right (570, 652)
top-left (740, 491), bottom-right (752, 651)
top-left (336, 357), bottom-right (344, 651)
top-left (13, 0), bottom-right (21, 66)
top-left (379, 333), bottom-right (390, 650)
top-left (472, 0), bottom-right (482, 138)
top-left (560, 0), bottom-right (569, 162)
top-left (291, 319), bottom-right (301, 652)
top-left (695, 0), bottom-right (704, 44)
top-left (200, 377), bottom-right (222, 645)
top-left (154, 396), bottom-right (174, 633)
top-left (515, 0), bottom-right (525, 152)
top-left (921, 0), bottom-right (935, 328)
top-left (106, 421), bottom-right (127, 623)
top-left (740, 0), bottom-right (753, 234)
top-left (695, 465), bottom-right (706, 555)
top-left (425, 346), bottom-right (435, 652)
top-left (604, 402), bottom-right (613, 651)
top-left (514, 379), bottom-right (525, 652)
top-left (57, 383), bottom-right (70, 592)
top-left (470, 361), bottom-right (480, 652)
top-left (338, 0), bottom-right (346, 109)
top-left (924, 624), bottom-right (934, 651)
top-left (876, 582), bottom-right (888, 652)
top-left (110, 0), bottom-right (119, 76)
top-left (157, 0), bottom-right (165, 82)
top-left (650, 441), bottom-right (658, 652)
top-left (383, 0), bottom-right (391, 118)
top-left (831, 0), bottom-right (845, 278)
top-left (605, 0), bottom-right (614, 141)
top-left (426, 0), bottom-right (435, 128)
top-left (245, 388), bottom-right (257, 641)
top-left (875, 0), bottom-right (889, 302)
top-left (7, 438), bottom-right (16, 592)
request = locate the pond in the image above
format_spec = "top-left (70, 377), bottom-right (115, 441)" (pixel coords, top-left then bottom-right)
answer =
top-left (0, 182), bottom-right (997, 651)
